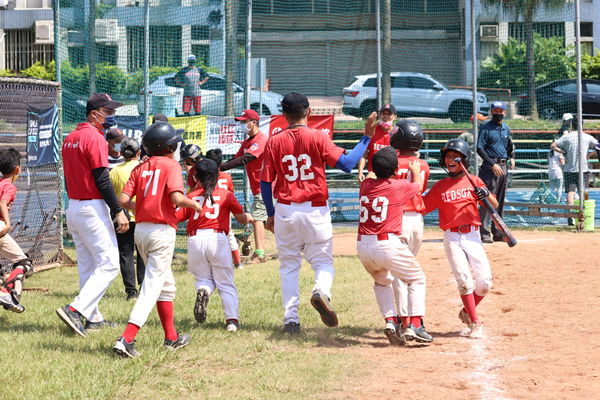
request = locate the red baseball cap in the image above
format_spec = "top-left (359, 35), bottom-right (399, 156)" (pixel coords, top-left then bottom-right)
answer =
top-left (235, 109), bottom-right (260, 121)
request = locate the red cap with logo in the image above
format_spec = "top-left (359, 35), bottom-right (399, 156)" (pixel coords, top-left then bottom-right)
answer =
top-left (235, 109), bottom-right (260, 121)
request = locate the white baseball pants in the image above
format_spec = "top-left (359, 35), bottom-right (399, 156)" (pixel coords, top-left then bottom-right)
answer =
top-left (128, 222), bottom-right (177, 327)
top-left (187, 229), bottom-right (238, 320)
top-left (66, 199), bottom-right (120, 322)
top-left (394, 211), bottom-right (424, 317)
top-left (443, 229), bottom-right (493, 296)
top-left (275, 202), bottom-right (334, 324)
top-left (227, 229), bottom-right (239, 252)
top-left (0, 220), bottom-right (27, 263)
top-left (357, 233), bottom-right (426, 318)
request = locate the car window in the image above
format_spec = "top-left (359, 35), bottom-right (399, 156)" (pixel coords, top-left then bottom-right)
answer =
top-left (585, 82), bottom-right (600, 94)
top-left (553, 82), bottom-right (576, 93)
top-left (363, 78), bottom-right (377, 88)
top-left (391, 77), bottom-right (411, 88)
top-left (408, 77), bottom-right (436, 90)
top-left (203, 76), bottom-right (225, 90)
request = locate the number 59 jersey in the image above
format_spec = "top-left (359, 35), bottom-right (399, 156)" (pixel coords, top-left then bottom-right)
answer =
top-left (260, 126), bottom-right (344, 203)
top-left (358, 178), bottom-right (420, 235)
top-left (176, 186), bottom-right (243, 235)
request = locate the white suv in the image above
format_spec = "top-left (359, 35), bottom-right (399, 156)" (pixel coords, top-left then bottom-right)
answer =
top-left (342, 72), bottom-right (489, 122)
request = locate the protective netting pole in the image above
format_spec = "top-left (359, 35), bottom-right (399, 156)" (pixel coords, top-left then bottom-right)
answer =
top-left (575, 0), bottom-right (585, 215)
top-left (245, 0), bottom-right (252, 111)
top-left (375, 0), bottom-right (382, 111)
top-left (470, 0), bottom-right (479, 176)
top-left (143, 0), bottom-right (150, 129)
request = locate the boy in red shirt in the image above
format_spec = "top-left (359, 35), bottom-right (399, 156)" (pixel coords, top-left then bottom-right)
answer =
top-left (177, 159), bottom-right (252, 332)
top-left (422, 139), bottom-right (496, 339)
top-left (113, 122), bottom-right (203, 358)
top-left (0, 149), bottom-right (32, 313)
top-left (357, 104), bottom-right (397, 182)
top-left (357, 147), bottom-right (432, 345)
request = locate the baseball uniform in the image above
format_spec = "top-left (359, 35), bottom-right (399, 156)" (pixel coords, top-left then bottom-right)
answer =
top-left (234, 130), bottom-right (268, 221)
top-left (365, 124), bottom-right (394, 171)
top-left (216, 171), bottom-right (239, 254)
top-left (177, 186), bottom-right (244, 321)
top-left (0, 179), bottom-right (27, 264)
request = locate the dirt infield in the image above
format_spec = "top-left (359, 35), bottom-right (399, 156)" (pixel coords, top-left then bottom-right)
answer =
top-left (327, 229), bottom-right (600, 400)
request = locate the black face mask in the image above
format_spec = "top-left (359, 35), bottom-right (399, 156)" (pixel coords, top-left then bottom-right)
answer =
top-left (492, 114), bottom-right (504, 123)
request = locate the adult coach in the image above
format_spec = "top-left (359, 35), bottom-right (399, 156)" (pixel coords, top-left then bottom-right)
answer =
top-left (175, 55), bottom-right (209, 116)
top-left (220, 109), bottom-right (268, 263)
top-left (260, 92), bottom-right (374, 333)
top-left (57, 93), bottom-right (129, 336)
top-left (357, 104), bottom-right (397, 182)
top-left (476, 101), bottom-right (514, 243)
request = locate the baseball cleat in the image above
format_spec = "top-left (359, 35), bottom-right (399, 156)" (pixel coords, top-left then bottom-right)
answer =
top-left (383, 321), bottom-right (406, 346)
top-left (282, 321), bottom-right (301, 335)
top-left (458, 308), bottom-right (471, 326)
top-left (310, 290), bottom-right (338, 327)
top-left (85, 320), bottom-right (118, 331)
top-left (468, 323), bottom-right (484, 339)
top-left (194, 288), bottom-right (209, 323)
top-left (56, 305), bottom-right (87, 337)
top-left (402, 324), bottom-right (433, 343)
top-left (164, 333), bottom-right (191, 350)
top-left (225, 319), bottom-right (239, 332)
top-left (0, 293), bottom-right (25, 313)
top-left (113, 336), bottom-right (140, 358)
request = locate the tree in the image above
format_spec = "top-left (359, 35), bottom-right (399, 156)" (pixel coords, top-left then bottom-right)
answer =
top-left (483, 0), bottom-right (567, 119)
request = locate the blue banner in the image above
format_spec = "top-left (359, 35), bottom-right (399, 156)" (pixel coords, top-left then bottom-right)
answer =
top-left (27, 105), bottom-right (59, 167)
top-left (114, 115), bottom-right (145, 141)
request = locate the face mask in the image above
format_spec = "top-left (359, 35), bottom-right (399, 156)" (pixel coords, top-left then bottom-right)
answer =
top-left (491, 114), bottom-right (504, 123)
top-left (113, 143), bottom-right (122, 152)
top-left (103, 114), bottom-right (117, 130)
top-left (379, 121), bottom-right (393, 130)
top-left (240, 122), bottom-right (251, 134)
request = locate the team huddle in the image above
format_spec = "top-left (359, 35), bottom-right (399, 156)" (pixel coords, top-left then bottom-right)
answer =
top-left (0, 92), bottom-right (496, 357)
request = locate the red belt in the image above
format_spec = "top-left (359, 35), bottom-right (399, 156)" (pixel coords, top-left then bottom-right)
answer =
top-left (449, 225), bottom-right (479, 234)
top-left (277, 199), bottom-right (327, 207)
top-left (189, 229), bottom-right (224, 237)
top-left (357, 233), bottom-right (392, 241)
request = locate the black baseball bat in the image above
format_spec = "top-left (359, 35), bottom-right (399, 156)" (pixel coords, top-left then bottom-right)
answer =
top-left (455, 158), bottom-right (517, 248)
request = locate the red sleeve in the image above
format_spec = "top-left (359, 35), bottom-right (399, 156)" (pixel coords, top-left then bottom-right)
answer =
top-left (320, 132), bottom-right (345, 167)
top-left (246, 133), bottom-right (267, 158)
top-left (227, 192), bottom-right (244, 215)
top-left (88, 134), bottom-right (109, 170)
top-left (165, 160), bottom-right (184, 195)
top-left (0, 185), bottom-right (16, 203)
top-left (422, 185), bottom-right (439, 215)
top-left (403, 181), bottom-right (420, 200)
top-left (227, 174), bottom-right (234, 192)
top-left (122, 167), bottom-right (138, 198)
top-left (421, 162), bottom-right (430, 193)
top-left (260, 138), bottom-right (276, 182)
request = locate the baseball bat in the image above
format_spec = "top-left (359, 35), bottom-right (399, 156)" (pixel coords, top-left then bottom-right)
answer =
top-left (455, 158), bottom-right (518, 248)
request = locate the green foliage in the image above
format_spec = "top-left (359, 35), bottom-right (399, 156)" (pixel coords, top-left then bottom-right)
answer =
top-left (582, 52), bottom-right (600, 80)
top-left (20, 61), bottom-right (56, 81)
top-left (61, 62), bottom-right (127, 95)
top-left (479, 35), bottom-right (576, 92)
top-left (0, 69), bottom-right (16, 76)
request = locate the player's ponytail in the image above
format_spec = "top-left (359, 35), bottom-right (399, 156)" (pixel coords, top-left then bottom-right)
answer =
top-left (195, 158), bottom-right (218, 204)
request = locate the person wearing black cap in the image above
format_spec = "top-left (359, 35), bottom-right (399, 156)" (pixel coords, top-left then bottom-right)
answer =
top-left (357, 104), bottom-right (397, 182)
top-left (356, 146), bottom-right (431, 345)
top-left (57, 93), bottom-right (129, 337)
top-left (260, 92), bottom-right (375, 334)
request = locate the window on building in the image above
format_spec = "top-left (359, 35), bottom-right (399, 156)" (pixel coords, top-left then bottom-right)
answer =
top-left (68, 46), bottom-right (85, 67)
top-left (509, 22), bottom-right (565, 40)
top-left (580, 22), bottom-right (593, 37)
top-left (254, 0), bottom-right (374, 14)
top-left (191, 26), bottom-right (210, 41)
top-left (4, 29), bottom-right (54, 72)
top-left (191, 44), bottom-right (210, 66)
top-left (96, 44), bottom-right (117, 65)
top-left (582, 42), bottom-right (594, 56)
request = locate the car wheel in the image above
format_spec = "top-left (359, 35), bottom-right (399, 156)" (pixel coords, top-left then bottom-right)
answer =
top-left (449, 100), bottom-right (472, 123)
top-left (358, 100), bottom-right (377, 118)
top-left (250, 103), bottom-right (271, 116)
top-left (539, 104), bottom-right (559, 120)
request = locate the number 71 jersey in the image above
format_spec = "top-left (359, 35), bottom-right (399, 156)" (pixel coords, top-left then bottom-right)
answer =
top-left (358, 178), bottom-right (420, 235)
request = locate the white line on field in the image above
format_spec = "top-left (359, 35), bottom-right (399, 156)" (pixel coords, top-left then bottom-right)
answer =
top-left (469, 338), bottom-right (512, 400)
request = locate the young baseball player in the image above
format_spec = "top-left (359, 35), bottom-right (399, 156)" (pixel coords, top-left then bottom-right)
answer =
top-left (357, 146), bottom-right (432, 345)
top-left (205, 149), bottom-right (242, 269)
top-left (422, 139), bottom-right (496, 339)
top-left (181, 144), bottom-right (203, 190)
top-left (357, 104), bottom-right (397, 182)
top-left (389, 120), bottom-right (430, 331)
top-left (176, 158), bottom-right (253, 332)
top-left (0, 148), bottom-right (32, 314)
top-left (113, 122), bottom-right (203, 358)
top-left (260, 92), bottom-right (374, 334)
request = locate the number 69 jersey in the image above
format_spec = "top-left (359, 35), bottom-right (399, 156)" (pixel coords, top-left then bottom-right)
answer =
top-left (358, 178), bottom-right (420, 235)
top-left (260, 126), bottom-right (345, 203)
top-left (176, 186), bottom-right (243, 235)
top-left (122, 156), bottom-right (185, 229)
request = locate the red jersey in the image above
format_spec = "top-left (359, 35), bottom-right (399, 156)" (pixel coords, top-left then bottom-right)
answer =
top-left (423, 174), bottom-right (487, 231)
top-left (122, 156), bottom-right (184, 229)
top-left (366, 124), bottom-right (394, 170)
top-left (358, 178), bottom-right (420, 235)
top-left (260, 126), bottom-right (344, 203)
top-left (235, 131), bottom-right (267, 195)
top-left (62, 122), bottom-right (108, 200)
top-left (217, 171), bottom-right (234, 192)
top-left (394, 155), bottom-right (430, 213)
top-left (0, 179), bottom-right (17, 221)
top-left (176, 186), bottom-right (243, 234)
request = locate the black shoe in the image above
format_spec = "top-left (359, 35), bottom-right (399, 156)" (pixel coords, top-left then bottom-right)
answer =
top-left (383, 321), bottom-right (406, 346)
top-left (282, 321), bottom-right (301, 335)
top-left (85, 320), bottom-right (118, 331)
top-left (56, 305), bottom-right (87, 337)
top-left (194, 289), bottom-right (209, 323)
top-left (164, 333), bottom-right (191, 350)
top-left (481, 237), bottom-right (493, 244)
top-left (568, 218), bottom-right (575, 226)
top-left (0, 293), bottom-right (25, 313)
top-left (126, 290), bottom-right (139, 301)
top-left (402, 324), bottom-right (433, 343)
top-left (310, 290), bottom-right (338, 327)
top-left (113, 336), bottom-right (140, 358)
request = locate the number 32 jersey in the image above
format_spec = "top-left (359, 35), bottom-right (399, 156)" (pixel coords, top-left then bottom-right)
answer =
top-left (358, 178), bottom-right (420, 235)
top-left (260, 126), bottom-right (344, 203)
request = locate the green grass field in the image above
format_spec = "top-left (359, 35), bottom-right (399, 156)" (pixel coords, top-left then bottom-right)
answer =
top-left (1, 254), bottom-right (379, 400)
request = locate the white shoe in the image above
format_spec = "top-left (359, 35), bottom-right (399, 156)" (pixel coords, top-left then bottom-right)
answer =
top-left (226, 320), bottom-right (239, 332)
top-left (383, 321), bottom-right (406, 346)
top-left (468, 323), bottom-right (484, 339)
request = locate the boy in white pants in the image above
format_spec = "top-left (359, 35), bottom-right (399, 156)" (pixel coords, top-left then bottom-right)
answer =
top-left (177, 158), bottom-right (252, 331)
top-left (113, 122), bottom-right (203, 358)
top-left (357, 146), bottom-right (432, 345)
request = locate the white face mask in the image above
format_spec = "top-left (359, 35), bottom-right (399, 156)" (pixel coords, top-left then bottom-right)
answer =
top-left (241, 122), bottom-right (252, 134)
top-left (379, 120), bottom-right (394, 130)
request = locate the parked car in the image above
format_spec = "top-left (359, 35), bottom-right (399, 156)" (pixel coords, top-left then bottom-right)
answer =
top-left (342, 72), bottom-right (489, 122)
top-left (517, 79), bottom-right (600, 120)
top-left (137, 73), bottom-right (283, 117)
